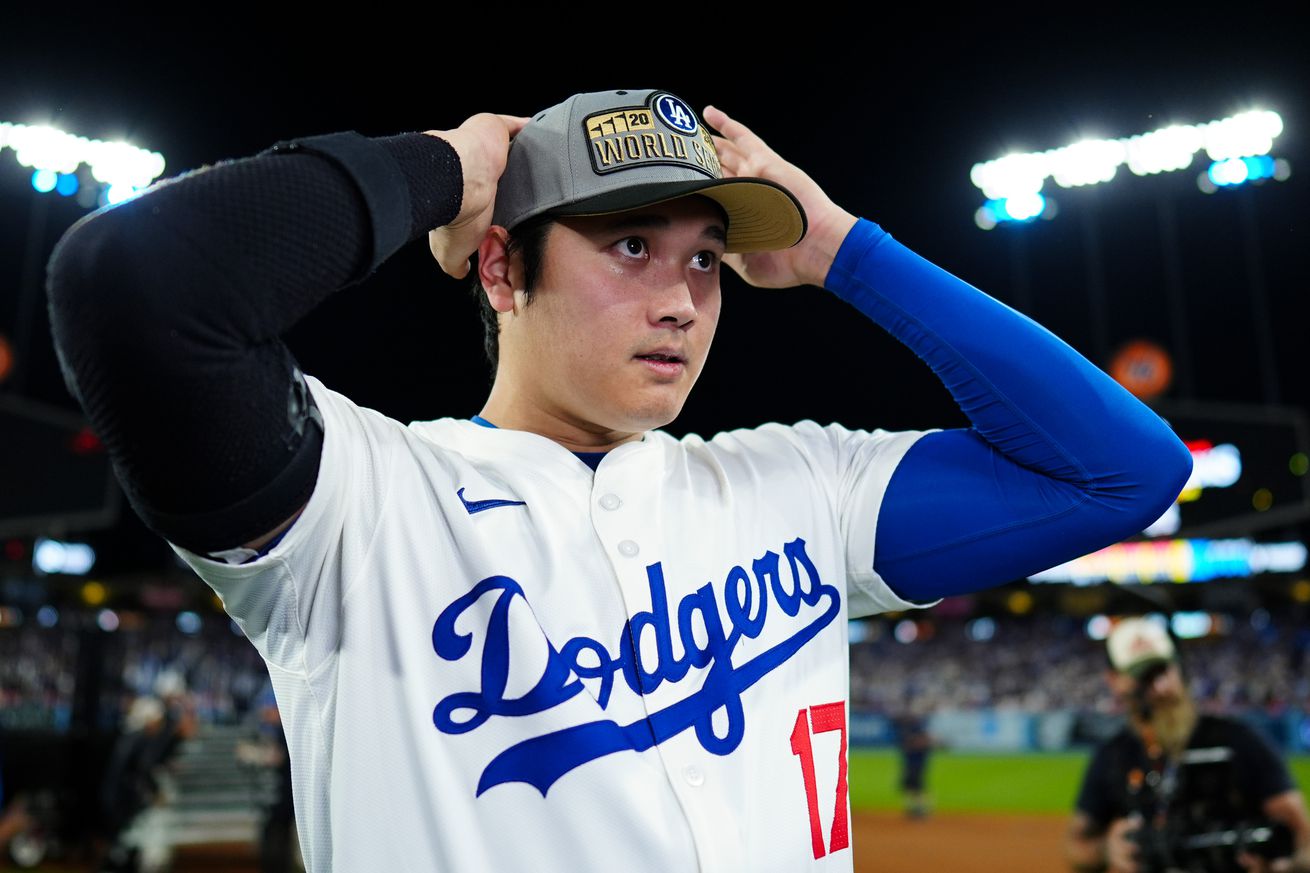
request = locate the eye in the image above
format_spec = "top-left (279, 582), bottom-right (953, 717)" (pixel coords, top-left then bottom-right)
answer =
top-left (690, 250), bottom-right (718, 273)
top-left (615, 236), bottom-right (648, 259)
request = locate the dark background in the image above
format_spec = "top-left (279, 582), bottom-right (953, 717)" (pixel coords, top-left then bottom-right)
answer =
top-left (2, 15), bottom-right (1307, 577)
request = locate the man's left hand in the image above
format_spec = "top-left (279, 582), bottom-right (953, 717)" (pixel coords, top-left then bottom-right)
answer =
top-left (1237, 851), bottom-right (1294, 872)
top-left (703, 105), bottom-right (858, 290)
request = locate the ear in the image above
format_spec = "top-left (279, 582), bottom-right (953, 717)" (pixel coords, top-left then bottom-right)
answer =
top-left (477, 226), bottom-right (518, 315)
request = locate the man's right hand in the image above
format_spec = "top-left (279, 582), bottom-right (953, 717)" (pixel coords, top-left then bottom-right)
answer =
top-left (1106, 815), bottom-right (1143, 873)
top-left (426, 113), bottom-right (530, 279)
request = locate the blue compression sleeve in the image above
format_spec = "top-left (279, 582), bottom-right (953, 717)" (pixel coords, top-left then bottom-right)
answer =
top-left (824, 219), bottom-right (1192, 601)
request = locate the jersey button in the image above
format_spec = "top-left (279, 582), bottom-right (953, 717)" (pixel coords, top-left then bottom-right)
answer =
top-left (617, 540), bottom-right (639, 558)
top-left (599, 493), bottom-right (622, 511)
top-left (682, 765), bottom-right (704, 787)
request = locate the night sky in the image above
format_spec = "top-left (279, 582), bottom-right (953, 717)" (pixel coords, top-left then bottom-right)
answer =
top-left (1, 16), bottom-right (1307, 577)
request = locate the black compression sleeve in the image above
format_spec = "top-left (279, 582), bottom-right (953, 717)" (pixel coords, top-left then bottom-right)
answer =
top-left (45, 131), bottom-right (462, 553)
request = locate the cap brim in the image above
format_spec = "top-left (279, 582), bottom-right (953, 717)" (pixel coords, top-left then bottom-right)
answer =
top-left (1121, 656), bottom-right (1173, 680)
top-left (550, 177), bottom-right (807, 254)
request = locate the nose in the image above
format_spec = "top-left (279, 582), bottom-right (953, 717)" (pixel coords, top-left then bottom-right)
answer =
top-left (1147, 668), bottom-right (1180, 700)
top-left (650, 275), bottom-right (697, 329)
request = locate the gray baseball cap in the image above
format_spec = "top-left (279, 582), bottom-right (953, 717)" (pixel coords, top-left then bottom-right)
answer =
top-left (491, 89), bottom-right (807, 253)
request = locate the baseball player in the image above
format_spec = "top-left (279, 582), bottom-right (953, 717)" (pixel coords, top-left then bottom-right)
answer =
top-left (46, 89), bottom-right (1191, 871)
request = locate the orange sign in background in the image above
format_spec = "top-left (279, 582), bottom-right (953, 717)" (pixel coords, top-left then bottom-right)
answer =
top-left (0, 334), bottom-right (12, 384)
top-left (1110, 339), bottom-right (1173, 400)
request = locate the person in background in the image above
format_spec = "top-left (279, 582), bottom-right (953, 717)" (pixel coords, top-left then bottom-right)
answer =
top-left (1066, 617), bottom-right (1310, 873)
top-left (146, 670), bottom-right (198, 775)
top-left (0, 741), bottom-right (35, 857)
top-left (98, 696), bottom-right (166, 872)
top-left (894, 697), bottom-right (938, 819)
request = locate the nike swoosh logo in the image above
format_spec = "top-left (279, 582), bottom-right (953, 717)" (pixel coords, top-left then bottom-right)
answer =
top-left (457, 487), bottom-right (527, 515)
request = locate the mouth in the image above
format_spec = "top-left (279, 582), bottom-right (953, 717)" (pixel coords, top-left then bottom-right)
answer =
top-left (634, 351), bottom-right (687, 379)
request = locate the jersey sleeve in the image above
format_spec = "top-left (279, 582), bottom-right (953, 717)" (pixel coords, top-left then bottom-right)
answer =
top-left (759, 419), bottom-right (935, 618)
top-left (168, 375), bottom-right (403, 675)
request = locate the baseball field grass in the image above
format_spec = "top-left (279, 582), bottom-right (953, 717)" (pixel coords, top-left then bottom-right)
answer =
top-left (849, 749), bottom-right (1310, 813)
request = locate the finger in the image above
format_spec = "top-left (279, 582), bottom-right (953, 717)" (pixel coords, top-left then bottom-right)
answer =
top-left (712, 135), bottom-right (745, 164)
top-left (722, 252), bottom-right (748, 278)
top-left (428, 233), bottom-right (472, 280)
top-left (445, 258), bottom-right (471, 281)
top-left (1236, 852), bottom-right (1271, 873)
top-left (703, 105), bottom-right (766, 151)
top-left (713, 139), bottom-right (744, 177)
top-left (499, 114), bottom-right (532, 138)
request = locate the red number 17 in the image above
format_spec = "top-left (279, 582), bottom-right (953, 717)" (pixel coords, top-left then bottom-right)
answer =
top-left (790, 701), bottom-right (849, 859)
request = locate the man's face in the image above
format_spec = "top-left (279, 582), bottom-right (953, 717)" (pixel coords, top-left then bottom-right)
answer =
top-left (500, 196), bottom-right (727, 439)
top-left (1109, 661), bottom-right (1188, 712)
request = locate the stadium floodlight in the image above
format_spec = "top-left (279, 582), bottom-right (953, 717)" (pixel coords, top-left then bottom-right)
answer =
top-left (1170, 611), bottom-right (1213, 639)
top-left (1126, 125), bottom-right (1204, 175)
top-left (105, 183), bottom-right (137, 205)
top-left (974, 193), bottom-right (1053, 229)
top-left (1203, 110), bottom-right (1283, 161)
top-left (32, 537), bottom-right (96, 575)
top-left (1, 119), bottom-right (166, 203)
top-left (1197, 156), bottom-right (1291, 193)
top-left (971, 109), bottom-right (1284, 226)
top-left (10, 124), bottom-right (82, 173)
top-left (31, 169), bottom-right (57, 193)
top-left (1048, 139), bottom-right (1125, 189)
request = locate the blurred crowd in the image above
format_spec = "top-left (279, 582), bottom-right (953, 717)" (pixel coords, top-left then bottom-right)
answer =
top-left (4, 609), bottom-right (1309, 734)
top-left (1, 605), bottom-right (1307, 868)
top-left (109, 620), bottom-right (267, 728)
top-left (0, 626), bottom-right (76, 731)
top-left (0, 613), bottom-right (267, 733)
top-left (0, 611), bottom-right (290, 870)
top-left (851, 613), bottom-right (1310, 716)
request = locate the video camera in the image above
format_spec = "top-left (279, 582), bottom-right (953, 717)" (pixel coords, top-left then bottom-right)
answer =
top-left (1124, 667), bottom-right (1293, 873)
top-left (1131, 814), bottom-right (1293, 873)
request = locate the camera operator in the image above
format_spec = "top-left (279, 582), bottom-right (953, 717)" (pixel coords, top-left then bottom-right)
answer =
top-left (1065, 617), bottom-right (1310, 873)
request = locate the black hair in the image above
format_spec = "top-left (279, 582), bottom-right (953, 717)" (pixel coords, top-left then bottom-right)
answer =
top-left (470, 212), bottom-right (555, 379)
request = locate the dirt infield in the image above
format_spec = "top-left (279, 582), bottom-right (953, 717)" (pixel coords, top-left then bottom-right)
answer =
top-left (25, 813), bottom-right (1067, 871)
top-left (853, 810), bottom-right (1068, 872)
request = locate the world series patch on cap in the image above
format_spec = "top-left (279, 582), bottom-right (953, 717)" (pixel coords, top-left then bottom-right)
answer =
top-left (491, 89), bottom-right (807, 253)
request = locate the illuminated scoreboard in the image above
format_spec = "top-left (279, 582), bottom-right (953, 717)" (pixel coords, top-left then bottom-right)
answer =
top-left (1150, 402), bottom-right (1310, 537)
top-left (1029, 402), bottom-right (1309, 586)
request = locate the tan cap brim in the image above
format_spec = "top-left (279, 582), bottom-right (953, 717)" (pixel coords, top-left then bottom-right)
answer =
top-left (550, 176), bottom-right (807, 254)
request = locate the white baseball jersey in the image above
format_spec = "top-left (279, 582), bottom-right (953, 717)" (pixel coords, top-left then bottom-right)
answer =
top-left (170, 374), bottom-right (932, 873)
